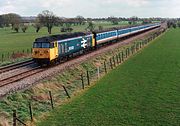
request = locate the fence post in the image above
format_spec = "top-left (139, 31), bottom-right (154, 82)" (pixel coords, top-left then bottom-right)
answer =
top-left (8, 52), bottom-right (10, 60)
top-left (62, 86), bottom-right (71, 98)
top-left (104, 61), bottom-right (107, 73)
top-left (122, 52), bottom-right (124, 62)
top-left (87, 70), bottom-right (90, 85)
top-left (49, 91), bottom-right (54, 109)
top-left (2, 54), bottom-right (4, 62)
top-left (27, 49), bottom-right (29, 54)
top-left (28, 102), bottom-right (33, 122)
top-left (125, 49), bottom-right (128, 58)
top-left (97, 67), bottom-right (100, 79)
top-left (131, 46), bottom-right (134, 54)
top-left (113, 56), bottom-right (116, 67)
top-left (136, 43), bottom-right (139, 51)
top-left (110, 58), bottom-right (113, 69)
top-left (13, 110), bottom-right (17, 126)
top-left (118, 53), bottom-right (121, 63)
top-left (81, 74), bottom-right (84, 89)
top-left (116, 54), bottom-right (119, 64)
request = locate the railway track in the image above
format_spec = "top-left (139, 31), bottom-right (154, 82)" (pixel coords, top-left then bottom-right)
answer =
top-left (0, 59), bottom-right (34, 74)
top-left (0, 66), bottom-right (45, 87)
top-left (0, 26), bottom-right (164, 93)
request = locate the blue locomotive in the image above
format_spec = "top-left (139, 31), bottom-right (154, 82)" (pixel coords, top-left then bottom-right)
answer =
top-left (32, 23), bottom-right (160, 64)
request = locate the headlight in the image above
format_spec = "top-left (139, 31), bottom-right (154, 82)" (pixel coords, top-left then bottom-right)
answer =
top-left (44, 50), bottom-right (49, 53)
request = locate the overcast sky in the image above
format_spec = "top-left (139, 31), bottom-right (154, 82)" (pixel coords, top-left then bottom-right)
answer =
top-left (0, 0), bottom-right (179, 18)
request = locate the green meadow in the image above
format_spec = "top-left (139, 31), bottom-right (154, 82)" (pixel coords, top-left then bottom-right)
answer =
top-left (0, 21), bottom-right (129, 55)
top-left (37, 29), bottom-right (180, 126)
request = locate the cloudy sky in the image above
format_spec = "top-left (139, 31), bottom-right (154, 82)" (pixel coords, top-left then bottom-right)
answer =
top-left (0, 0), bottom-right (179, 18)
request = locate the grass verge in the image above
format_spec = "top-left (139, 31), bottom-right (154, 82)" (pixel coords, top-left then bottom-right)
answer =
top-left (37, 29), bottom-right (180, 126)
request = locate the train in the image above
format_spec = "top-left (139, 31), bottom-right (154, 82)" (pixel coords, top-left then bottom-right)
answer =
top-left (32, 23), bottom-right (161, 65)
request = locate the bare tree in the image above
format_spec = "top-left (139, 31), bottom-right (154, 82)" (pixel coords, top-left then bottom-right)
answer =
top-left (177, 22), bottom-right (180, 28)
top-left (108, 16), bottom-right (119, 25)
top-left (21, 24), bottom-right (28, 33)
top-left (0, 15), bottom-right (4, 28)
top-left (13, 24), bottom-right (20, 32)
top-left (86, 21), bottom-right (95, 32)
top-left (130, 16), bottom-right (139, 25)
top-left (76, 15), bottom-right (85, 25)
top-left (38, 10), bottom-right (58, 34)
top-left (3, 13), bottom-right (21, 29)
top-left (98, 25), bottom-right (103, 31)
top-left (33, 18), bottom-right (42, 33)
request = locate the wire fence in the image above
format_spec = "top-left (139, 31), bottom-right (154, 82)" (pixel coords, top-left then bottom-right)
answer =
top-left (9, 28), bottom-right (166, 126)
top-left (0, 48), bottom-right (32, 63)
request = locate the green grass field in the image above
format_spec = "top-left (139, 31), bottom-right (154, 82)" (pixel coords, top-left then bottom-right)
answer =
top-left (37, 29), bottom-right (180, 126)
top-left (0, 21), bottom-right (130, 55)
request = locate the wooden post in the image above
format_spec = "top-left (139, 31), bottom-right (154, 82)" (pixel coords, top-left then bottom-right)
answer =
top-left (2, 54), bottom-right (4, 62)
top-left (110, 58), bottom-right (113, 69)
top-left (127, 48), bottom-right (129, 57)
top-left (125, 49), bottom-right (128, 58)
top-left (81, 74), bottom-right (84, 89)
top-left (113, 56), bottom-right (116, 67)
top-left (122, 52), bottom-right (124, 62)
top-left (104, 61), bottom-right (107, 73)
top-left (118, 53), bottom-right (121, 63)
top-left (49, 91), bottom-right (54, 109)
top-left (62, 86), bottom-right (71, 98)
top-left (87, 70), bottom-right (90, 85)
top-left (131, 46), bottom-right (134, 54)
top-left (29, 102), bottom-right (33, 121)
top-left (136, 43), bottom-right (139, 51)
top-left (97, 67), bottom-right (100, 79)
top-left (13, 110), bottom-right (17, 126)
top-left (8, 52), bottom-right (10, 59)
top-left (116, 54), bottom-right (119, 64)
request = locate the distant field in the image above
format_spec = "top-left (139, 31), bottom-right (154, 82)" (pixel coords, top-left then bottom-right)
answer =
top-left (37, 29), bottom-right (180, 126)
top-left (0, 21), bottom-right (130, 55)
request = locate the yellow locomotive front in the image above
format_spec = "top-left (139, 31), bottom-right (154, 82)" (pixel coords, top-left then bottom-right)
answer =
top-left (32, 38), bottom-right (58, 64)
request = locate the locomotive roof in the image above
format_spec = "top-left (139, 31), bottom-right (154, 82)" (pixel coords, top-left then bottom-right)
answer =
top-left (35, 32), bottom-right (89, 43)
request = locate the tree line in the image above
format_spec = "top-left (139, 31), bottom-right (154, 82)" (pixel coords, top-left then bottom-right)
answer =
top-left (0, 10), bottom-right (87, 34)
top-left (0, 10), bottom-right (165, 34)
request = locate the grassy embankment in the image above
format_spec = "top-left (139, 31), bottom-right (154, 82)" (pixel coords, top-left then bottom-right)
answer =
top-left (37, 29), bottom-right (180, 126)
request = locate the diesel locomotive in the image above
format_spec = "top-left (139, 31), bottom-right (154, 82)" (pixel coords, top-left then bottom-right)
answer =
top-left (32, 23), bottom-right (161, 64)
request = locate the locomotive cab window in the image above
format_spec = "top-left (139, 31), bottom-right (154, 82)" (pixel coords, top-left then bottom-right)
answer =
top-left (33, 42), bottom-right (50, 48)
top-left (42, 43), bottom-right (50, 48)
top-left (33, 42), bottom-right (41, 48)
